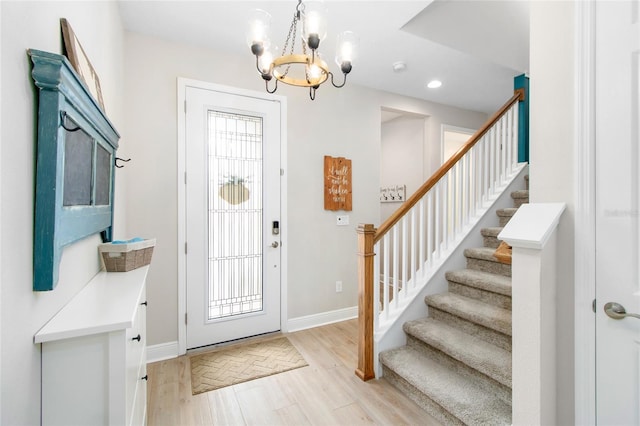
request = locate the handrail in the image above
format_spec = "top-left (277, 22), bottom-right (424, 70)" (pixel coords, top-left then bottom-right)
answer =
top-left (373, 88), bottom-right (525, 244)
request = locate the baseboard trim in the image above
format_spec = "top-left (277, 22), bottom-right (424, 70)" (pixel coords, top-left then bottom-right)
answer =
top-left (147, 341), bottom-right (180, 363)
top-left (286, 306), bottom-right (357, 333)
top-left (148, 308), bottom-right (357, 362)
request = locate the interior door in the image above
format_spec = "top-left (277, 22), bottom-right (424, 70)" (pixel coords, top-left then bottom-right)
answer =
top-left (185, 85), bottom-right (282, 349)
top-left (595, 1), bottom-right (640, 424)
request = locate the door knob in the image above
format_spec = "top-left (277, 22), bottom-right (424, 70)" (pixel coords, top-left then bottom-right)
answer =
top-left (604, 302), bottom-right (640, 320)
top-left (271, 241), bottom-right (279, 248)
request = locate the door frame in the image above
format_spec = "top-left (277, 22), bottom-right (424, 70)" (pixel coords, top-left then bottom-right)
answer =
top-left (574, 1), bottom-right (596, 423)
top-left (440, 124), bottom-right (476, 164)
top-left (176, 78), bottom-right (288, 355)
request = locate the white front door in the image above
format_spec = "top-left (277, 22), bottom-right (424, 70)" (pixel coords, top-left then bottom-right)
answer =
top-left (184, 84), bottom-right (283, 349)
top-left (595, 1), bottom-right (640, 423)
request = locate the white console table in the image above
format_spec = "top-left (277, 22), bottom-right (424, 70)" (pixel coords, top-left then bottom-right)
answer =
top-left (35, 266), bottom-right (149, 426)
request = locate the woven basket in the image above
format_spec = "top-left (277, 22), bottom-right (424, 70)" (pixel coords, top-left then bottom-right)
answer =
top-left (493, 241), bottom-right (512, 265)
top-left (99, 238), bottom-right (155, 272)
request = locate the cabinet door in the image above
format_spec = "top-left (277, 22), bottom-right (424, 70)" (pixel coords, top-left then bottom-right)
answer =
top-left (42, 333), bottom-right (117, 426)
top-left (126, 287), bottom-right (147, 425)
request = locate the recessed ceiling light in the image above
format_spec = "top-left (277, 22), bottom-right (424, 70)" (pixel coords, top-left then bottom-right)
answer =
top-left (427, 80), bottom-right (442, 89)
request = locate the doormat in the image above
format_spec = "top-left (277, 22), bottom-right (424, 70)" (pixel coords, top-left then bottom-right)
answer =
top-left (190, 337), bottom-right (308, 395)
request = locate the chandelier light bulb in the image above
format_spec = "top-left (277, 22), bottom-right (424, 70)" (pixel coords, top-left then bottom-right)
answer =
top-left (308, 62), bottom-right (324, 80)
top-left (302, 2), bottom-right (327, 50)
top-left (258, 47), bottom-right (275, 76)
top-left (246, 9), bottom-right (272, 54)
top-left (335, 31), bottom-right (358, 73)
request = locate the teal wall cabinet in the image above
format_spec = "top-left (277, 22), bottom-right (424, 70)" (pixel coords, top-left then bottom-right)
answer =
top-left (29, 49), bottom-right (120, 291)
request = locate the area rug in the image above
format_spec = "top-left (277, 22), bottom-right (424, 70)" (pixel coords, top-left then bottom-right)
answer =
top-left (190, 337), bottom-right (308, 395)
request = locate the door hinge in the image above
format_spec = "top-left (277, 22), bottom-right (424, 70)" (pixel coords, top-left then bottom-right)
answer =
top-left (184, 100), bottom-right (187, 113)
top-left (184, 172), bottom-right (187, 185)
top-left (185, 313), bottom-right (188, 325)
top-left (185, 242), bottom-right (188, 254)
top-left (592, 299), bottom-right (596, 313)
top-left (280, 168), bottom-right (284, 176)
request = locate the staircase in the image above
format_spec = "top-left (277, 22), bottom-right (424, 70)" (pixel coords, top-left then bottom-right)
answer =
top-left (379, 176), bottom-right (528, 425)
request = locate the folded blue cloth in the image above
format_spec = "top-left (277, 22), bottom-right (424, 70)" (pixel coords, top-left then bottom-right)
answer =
top-left (111, 237), bottom-right (144, 244)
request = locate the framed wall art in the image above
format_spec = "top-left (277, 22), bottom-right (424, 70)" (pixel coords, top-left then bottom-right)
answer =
top-left (60, 18), bottom-right (105, 111)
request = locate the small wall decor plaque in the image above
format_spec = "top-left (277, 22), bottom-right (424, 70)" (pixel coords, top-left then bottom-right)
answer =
top-left (380, 185), bottom-right (406, 203)
top-left (324, 156), bottom-right (352, 211)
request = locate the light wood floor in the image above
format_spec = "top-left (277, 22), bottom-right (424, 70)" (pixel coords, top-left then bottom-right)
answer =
top-left (146, 319), bottom-right (441, 425)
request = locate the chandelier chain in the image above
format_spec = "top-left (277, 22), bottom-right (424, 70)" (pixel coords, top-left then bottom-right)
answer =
top-left (279, 13), bottom-right (299, 78)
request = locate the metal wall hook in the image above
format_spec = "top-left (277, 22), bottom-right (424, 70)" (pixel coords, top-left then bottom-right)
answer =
top-left (60, 111), bottom-right (81, 132)
top-left (115, 157), bottom-right (131, 168)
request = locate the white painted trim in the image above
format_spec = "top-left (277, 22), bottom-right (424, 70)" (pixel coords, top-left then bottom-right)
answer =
top-left (287, 306), bottom-right (358, 333)
top-left (498, 203), bottom-right (566, 250)
top-left (177, 78), bottom-right (187, 356)
top-left (146, 341), bottom-right (180, 363)
top-left (279, 98), bottom-right (289, 333)
top-left (573, 1), bottom-right (597, 423)
top-left (176, 78), bottom-right (288, 353)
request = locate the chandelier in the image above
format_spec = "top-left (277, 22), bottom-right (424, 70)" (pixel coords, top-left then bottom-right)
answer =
top-left (246, 0), bottom-right (358, 100)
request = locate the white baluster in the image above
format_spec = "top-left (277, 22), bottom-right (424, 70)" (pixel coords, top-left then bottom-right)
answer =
top-left (503, 117), bottom-right (507, 181)
top-left (489, 127), bottom-right (498, 196)
top-left (443, 175), bottom-right (449, 251)
top-left (401, 216), bottom-right (408, 294)
top-left (410, 209), bottom-right (417, 285)
top-left (373, 242), bottom-right (380, 328)
top-left (483, 135), bottom-right (489, 203)
top-left (463, 154), bottom-right (469, 225)
top-left (427, 191), bottom-right (433, 267)
top-left (435, 182), bottom-right (441, 259)
top-left (506, 109), bottom-right (512, 176)
top-left (382, 233), bottom-right (390, 319)
top-left (469, 147), bottom-right (476, 217)
top-left (451, 164), bottom-right (458, 238)
top-left (511, 107), bottom-right (517, 171)
top-left (392, 226), bottom-right (399, 308)
top-left (418, 200), bottom-right (425, 279)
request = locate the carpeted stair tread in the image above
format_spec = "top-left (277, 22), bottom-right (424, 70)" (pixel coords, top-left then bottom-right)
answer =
top-left (445, 269), bottom-right (511, 296)
top-left (496, 208), bottom-right (519, 226)
top-left (425, 293), bottom-right (511, 336)
top-left (496, 208), bottom-right (518, 218)
top-left (464, 247), bottom-right (505, 263)
top-left (481, 227), bottom-right (504, 238)
top-left (403, 317), bottom-right (511, 388)
top-left (510, 190), bottom-right (529, 207)
top-left (510, 189), bottom-right (529, 199)
top-left (380, 346), bottom-right (512, 425)
top-left (481, 227), bottom-right (504, 248)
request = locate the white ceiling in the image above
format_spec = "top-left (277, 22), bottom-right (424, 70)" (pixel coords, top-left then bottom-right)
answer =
top-left (118, 0), bottom-right (529, 114)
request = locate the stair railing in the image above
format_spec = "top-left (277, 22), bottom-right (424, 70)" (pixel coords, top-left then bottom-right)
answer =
top-left (356, 89), bottom-right (526, 381)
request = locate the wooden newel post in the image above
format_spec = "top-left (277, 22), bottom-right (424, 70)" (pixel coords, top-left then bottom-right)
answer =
top-left (355, 223), bottom-right (376, 381)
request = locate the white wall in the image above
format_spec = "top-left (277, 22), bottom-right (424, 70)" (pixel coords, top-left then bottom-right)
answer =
top-left (123, 32), bottom-right (488, 346)
top-left (0, 2), bottom-right (125, 424)
top-left (529, 1), bottom-right (575, 424)
top-left (381, 116), bottom-right (425, 222)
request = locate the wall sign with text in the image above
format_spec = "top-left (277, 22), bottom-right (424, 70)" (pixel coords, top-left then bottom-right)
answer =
top-left (324, 156), bottom-right (352, 211)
